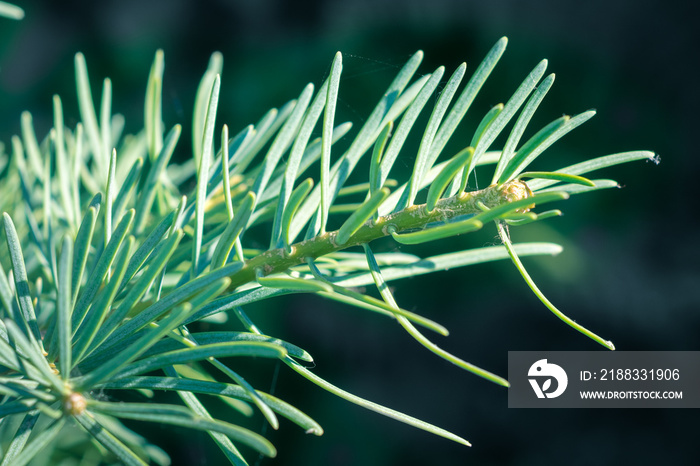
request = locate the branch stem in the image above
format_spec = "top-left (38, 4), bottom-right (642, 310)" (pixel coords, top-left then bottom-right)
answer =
top-left (226, 181), bottom-right (527, 291)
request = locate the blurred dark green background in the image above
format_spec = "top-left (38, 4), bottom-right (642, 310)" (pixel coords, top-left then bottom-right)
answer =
top-left (1, 0), bottom-right (697, 465)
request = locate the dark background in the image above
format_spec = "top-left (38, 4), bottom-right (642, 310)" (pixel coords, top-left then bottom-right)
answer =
top-left (1, 1), bottom-right (697, 465)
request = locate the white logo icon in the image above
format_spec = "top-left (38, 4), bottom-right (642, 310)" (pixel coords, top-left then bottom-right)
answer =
top-left (528, 359), bottom-right (568, 399)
